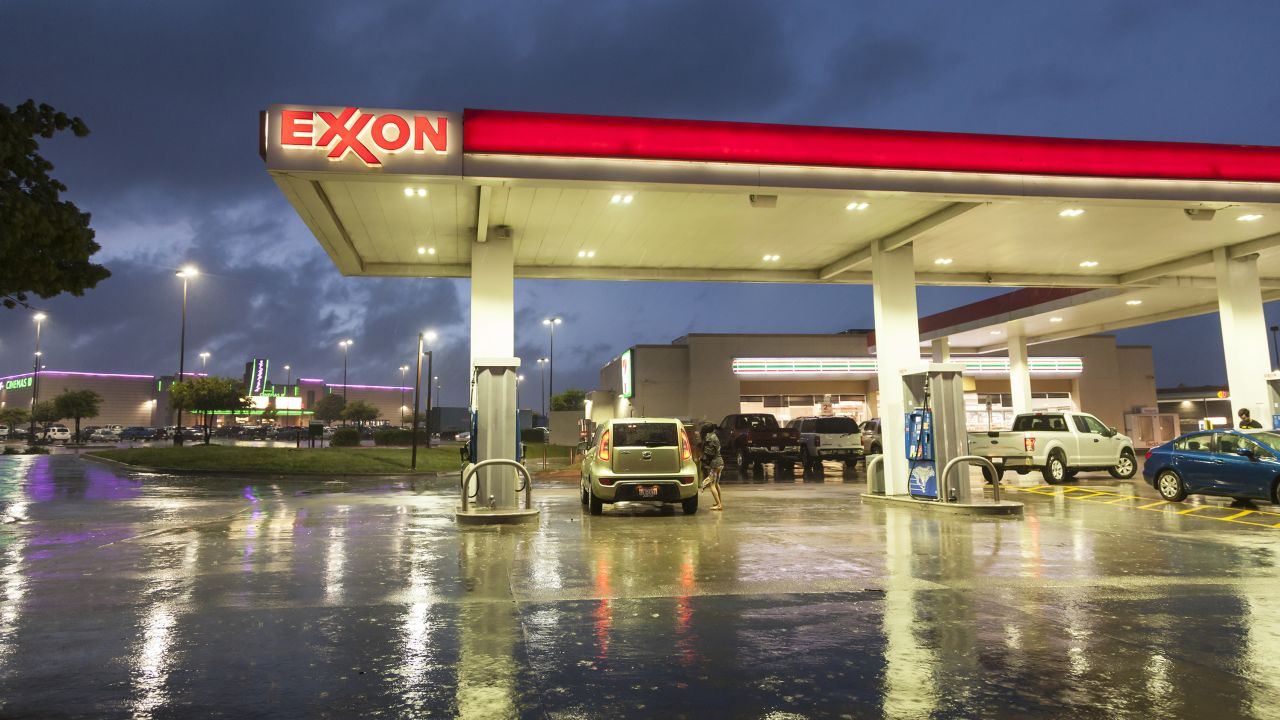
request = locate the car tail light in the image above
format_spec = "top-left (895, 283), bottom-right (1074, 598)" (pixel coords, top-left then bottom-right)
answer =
top-left (598, 429), bottom-right (612, 462)
top-left (677, 475), bottom-right (693, 484)
top-left (1145, 450), bottom-right (1153, 461)
top-left (679, 427), bottom-right (692, 462)
top-left (599, 475), bottom-right (615, 486)
top-left (1024, 437), bottom-right (1036, 452)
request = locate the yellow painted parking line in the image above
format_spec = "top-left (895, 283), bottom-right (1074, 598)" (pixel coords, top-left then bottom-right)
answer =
top-left (1011, 485), bottom-right (1280, 531)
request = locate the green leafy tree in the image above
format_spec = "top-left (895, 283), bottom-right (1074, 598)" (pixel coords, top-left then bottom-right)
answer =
top-left (53, 389), bottom-right (101, 442)
top-left (0, 406), bottom-right (29, 429)
top-left (30, 400), bottom-right (60, 436)
top-left (341, 400), bottom-right (380, 427)
top-left (169, 376), bottom-right (251, 444)
top-left (550, 389), bottom-right (587, 411)
top-left (1, 100), bottom-right (110, 309)
top-left (313, 394), bottom-right (346, 425)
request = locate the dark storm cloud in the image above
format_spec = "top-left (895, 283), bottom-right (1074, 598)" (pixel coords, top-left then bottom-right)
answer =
top-left (6, 0), bottom-right (1280, 395)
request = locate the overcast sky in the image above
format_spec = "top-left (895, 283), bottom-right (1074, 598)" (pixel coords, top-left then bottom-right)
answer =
top-left (4, 0), bottom-right (1280, 403)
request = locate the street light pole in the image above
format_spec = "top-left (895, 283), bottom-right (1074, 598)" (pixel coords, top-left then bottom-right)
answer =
top-left (399, 365), bottom-right (410, 422)
top-left (29, 313), bottom-right (45, 440)
top-left (542, 317), bottom-right (562, 411)
top-left (284, 365), bottom-right (291, 386)
top-left (199, 351), bottom-right (210, 371)
top-left (339, 339), bottom-right (353, 403)
top-left (537, 357), bottom-right (548, 418)
top-left (411, 333), bottom-right (425, 470)
top-left (174, 266), bottom-right (197, 446)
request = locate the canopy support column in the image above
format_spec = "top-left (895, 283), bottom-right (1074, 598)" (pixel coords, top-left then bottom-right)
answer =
top-left (1007, 322), bottom-right (1032, 416)
top-left (872, 241), bottom-right (920, 496)
top-left (1215, 249), bottom-right (1271, 424)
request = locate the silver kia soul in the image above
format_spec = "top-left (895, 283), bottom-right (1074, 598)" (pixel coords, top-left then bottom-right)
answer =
top-left (580, 418), bottom-right (700, 515)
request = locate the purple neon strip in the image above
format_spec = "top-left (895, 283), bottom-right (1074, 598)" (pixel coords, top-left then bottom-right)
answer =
top-left (0, 370), bottom-right (156, 382)
top-left (297, 378), bottom-right (325, 383)
top-left (328, 383), bottom-right (412, 391)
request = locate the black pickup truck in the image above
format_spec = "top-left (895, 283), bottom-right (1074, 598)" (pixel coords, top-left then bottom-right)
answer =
top-left (715, 413), bottom-right (801, 473)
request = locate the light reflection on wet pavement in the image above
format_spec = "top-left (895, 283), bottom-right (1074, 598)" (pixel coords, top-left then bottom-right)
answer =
top-left (2, 455), bottom-right (1280, 719)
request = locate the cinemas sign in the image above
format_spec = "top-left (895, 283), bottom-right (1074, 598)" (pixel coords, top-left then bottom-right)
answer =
top-left (261, 104), bottom-right (461, 175)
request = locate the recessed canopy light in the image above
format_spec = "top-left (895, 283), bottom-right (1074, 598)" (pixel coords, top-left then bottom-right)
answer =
top-left (623, 194), bottom-right (633, 204)
top-left (587, 250), bottom-right (595, 258)
top-left (417, 247), bottom-right (426, 255)
top-left (404, 188), bottom-right (414, 197)
top-left (1126, 299), bottom-right (1143, 306)
top-left (762, 254), bottom-right (781, 262)
top-left (933, 258), bottom-right (954, 266)
top-left (1237, 214), bottom-right (1263, 222)
top-left (846, 201), bottom-right (870, 211)
top-left (427, 247), bottom-right (436, 255)
top-left (1079, 260), bottom-right (1099, 268)
top-left (405, 187), bottom-right (427, 198)
top-left (1049, 317), bottom-right (1064, 323)
top-left (1059, 208), bottom-right (1085, 217)
top-left (989, 330), bottom-right (1002, 335)
top-left (416, 188), bottom-right (427, 198)
top-left (610, 193), bottom-right (634, 205)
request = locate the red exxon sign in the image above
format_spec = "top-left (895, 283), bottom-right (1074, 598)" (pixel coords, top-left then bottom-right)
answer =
top-left (268, 106), bottom-right (451, 167)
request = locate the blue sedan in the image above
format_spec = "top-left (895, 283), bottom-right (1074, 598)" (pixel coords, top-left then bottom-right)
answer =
top-left (1143, 429), bottom-right (1280, 504)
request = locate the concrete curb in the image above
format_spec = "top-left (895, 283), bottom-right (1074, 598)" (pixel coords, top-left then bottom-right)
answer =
top-left (861, 492), bottom-right (1024, 516)
top-left (81, 453), bottom-right (460, 481)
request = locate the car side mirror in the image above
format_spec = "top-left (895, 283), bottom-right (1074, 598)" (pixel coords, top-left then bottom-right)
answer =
top-left (1106, 427), bottom-right (1118, 437)
top-left (1236, 447), bottom-right (1257, 461)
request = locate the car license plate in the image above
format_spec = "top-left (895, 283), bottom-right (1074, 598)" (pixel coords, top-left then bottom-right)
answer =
top-left (638, 485), bottom-right (659, 498)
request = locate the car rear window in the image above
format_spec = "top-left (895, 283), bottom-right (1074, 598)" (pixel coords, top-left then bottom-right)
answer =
top-left (815, 417), bottom-right (858, 433)
top-left (736, 414), bottom-right (779, 430)
top-left (613, 423), bottom-right (679, 447)
top-left (1012, 414), bottom-right (1067, 432)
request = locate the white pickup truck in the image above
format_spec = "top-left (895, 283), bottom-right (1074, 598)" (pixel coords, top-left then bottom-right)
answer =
top-left (968, 411), bottom-right (1137, 484)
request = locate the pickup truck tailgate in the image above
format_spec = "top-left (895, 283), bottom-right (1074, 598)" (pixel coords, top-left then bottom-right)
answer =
top-left (969, 432), bottom-right (1030, 458)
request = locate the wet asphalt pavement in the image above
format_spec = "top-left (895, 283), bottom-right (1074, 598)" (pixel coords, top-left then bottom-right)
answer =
top-left (1, 454), bottom-right (1279, 719)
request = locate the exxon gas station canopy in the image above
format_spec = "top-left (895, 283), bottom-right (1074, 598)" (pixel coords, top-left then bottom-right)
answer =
top-left (262, 104), bottom-right (1280, 346)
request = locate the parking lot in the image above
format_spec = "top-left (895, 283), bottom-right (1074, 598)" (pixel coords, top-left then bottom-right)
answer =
top-left (0, 454), bottom-right (1278, 718)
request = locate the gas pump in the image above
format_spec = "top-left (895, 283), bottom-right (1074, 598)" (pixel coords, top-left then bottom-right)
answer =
top-left (902, 363), bottom-right (969, 503)
top-left (458, 357), bottom-right (538, 524)
top-left (1265, 371), bottom-right (1280, 429)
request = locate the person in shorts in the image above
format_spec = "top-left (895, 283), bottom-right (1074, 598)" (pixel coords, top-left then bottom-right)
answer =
top-left (699, 423), bottom-right (725, 511)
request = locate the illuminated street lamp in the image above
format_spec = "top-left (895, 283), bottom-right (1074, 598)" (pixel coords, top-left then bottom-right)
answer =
top-left (399, 365), bottom-right (410, 418)
top-left (411, 330), bottom-right (438, 469)
top-left (283, 364), bottom-right (291, 386)
top-left (29, 312), bottom-right (45, 439)
top-left (517, 374), bottom-right (525, 410)
top-left (339, 339), bottom-right (353, 402)
top-left (536, 357), bottom-right (549, 418)
top-left (542, 317), bottom-right (562, 410)
top-left (174, 265), bottom-right (198, 446)
top-left (199, 351), bottom-right (211, 370)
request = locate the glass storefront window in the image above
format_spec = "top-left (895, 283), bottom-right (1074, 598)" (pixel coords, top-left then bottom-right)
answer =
top-left (739, 394), bottom-right (867, 424)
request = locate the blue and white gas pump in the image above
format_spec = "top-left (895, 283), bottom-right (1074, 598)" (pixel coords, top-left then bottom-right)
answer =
top-left (905, 407), bottom-right (937, 498)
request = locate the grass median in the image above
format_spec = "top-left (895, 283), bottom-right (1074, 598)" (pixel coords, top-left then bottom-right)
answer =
top-left (89, 444), bottom-right (465, 475)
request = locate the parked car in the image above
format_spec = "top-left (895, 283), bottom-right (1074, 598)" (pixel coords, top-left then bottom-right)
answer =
top-left (120, 427), bottom-right (158, 441)
top-left (43, 424), bottom-right (72, 442)
top-left (6, 427), bottom-right (30, 441)
top-left (89, 427), bottom-right (121, 442)
top-left (581, 418), bottom-right (699, 515)
top-left (969, 411), bottom-right (1137, 483)
top-left (715, 413), bottom-right (800, 473)
top-left (1144, 429), bottom-right (1280, 504)
top-left (788, 416), bottom-right (864, 472)
top-left (860, 419), bottom-right (883, 456)
top-left (0, 424), bottom-right (8, 440)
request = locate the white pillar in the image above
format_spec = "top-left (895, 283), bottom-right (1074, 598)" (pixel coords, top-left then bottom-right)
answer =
top-left (872, 241), bottom-right (920, 496)
top-left (470, 237), bottom-right (515, 363)
top-left (1215, 249), bottom-right (1271, 424)
top-left (1007, 322), bottom-right (1032, 416)
top-left (930, 338), bottom-right (951, 363)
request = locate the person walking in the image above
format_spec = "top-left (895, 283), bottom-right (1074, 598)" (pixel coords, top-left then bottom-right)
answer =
top-left (699, 423), bottom-right (725, 511)
top-left (1237, 407), bottom-right (1263, 429)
